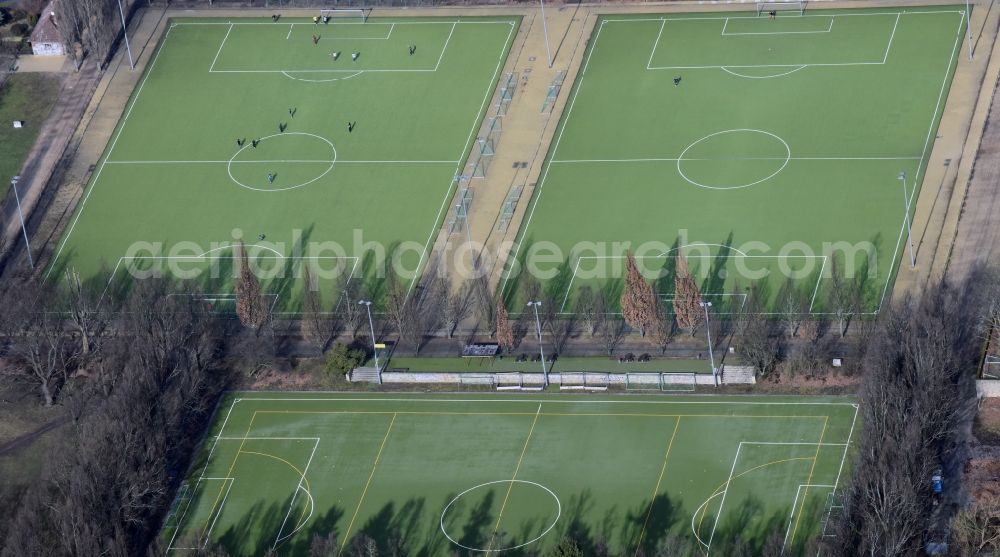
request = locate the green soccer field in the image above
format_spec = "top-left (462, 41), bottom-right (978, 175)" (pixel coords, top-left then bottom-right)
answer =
top-left (162, 393), bottom-right (858, 556)
top-left (501, 6), bottom-right (967, 316)
top-left (46, 16), bottom-right (518, 311)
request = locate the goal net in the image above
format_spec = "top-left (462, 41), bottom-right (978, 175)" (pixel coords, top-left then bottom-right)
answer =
top-left (558, 372), bottom-right (609, 391)
top-left (318, 8), bottom-right (372, 22)
top-left (495, 372), bottom-right (544, 391)
top-left (659, 373), bottom-right (697, 392)
top-left (459, 373), bottom-right (495, 389)
top-left (756, 1), bottom-right (805, 16)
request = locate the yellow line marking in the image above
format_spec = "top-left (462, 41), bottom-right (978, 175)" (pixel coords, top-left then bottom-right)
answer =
top-left (789, 415), bottom-right (828, 546)
top-left (489, 403), bottom-right (543, 551)
top-left (634, 417), bottom-right (682, 556)
top-left (201, 411), bottom-right (257, 540)
top-left (239, 450), bottom-right (314, 531)
top-left (338, 413), bottom-right (397, 556)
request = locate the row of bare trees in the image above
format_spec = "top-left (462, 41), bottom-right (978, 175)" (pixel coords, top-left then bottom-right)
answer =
top-left (822, 270), bottom-right (993, 557)
top-left (1, 274), bottom-right (231, 556)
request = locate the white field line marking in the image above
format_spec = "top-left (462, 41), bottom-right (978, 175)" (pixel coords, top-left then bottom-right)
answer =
top-left (286, 23), bottom-right (294, 40)
top-left (742, 441), bottom-right (847, 446)
top-left (411, 20), bottom-right (516, 298)
top-left (722, 15), bottom-right (833, 36)
top-left (45, 25), bottom-right (175, 280)
top-left (833, 404), bottom-right (860, 488)
top-left (165, 477), bottom-right (206, 551)
top-left (647, 12), bottom-right (900, 70)
top-left (706, 443), bottom-right (743, 555)
top-left (549, 156), bottom-right (922, 163)
top-left (199, 398), bottom-right (239, 483)
top-left (211, 20), bottom-right (473, 75)
top-left (808, 256), bottom-right (828, 311)
top-left (201, 478), bottom-right (235, 549)
top-left (722, 17), bottom-right (728, 36)
top-left (500, 19), bottom-right (607, 297)
top-left (648, 18), bottom-right (666, 70)
top-left (104, 159), bottom-right (458, 164)
top-left (174, 20), bottom-right (515, 27)
top-left (272, 439), bottom-right (320, 550)
top-left (210, 24), bottom-right (234, 72)
top-left (883, 13), bottom-right (902, 64)
top-left (216, 436), bottom-right (320, 441)
top-left (722, 65), bottom-right (808, 79)
top-left (558, 254), bottom-right (825, 313)
top-left (99, 255), bottom-right (360, 309)
top-left (782, 483), bottom-right (838, 551)
top-left (231, 396), bottom-right (859, 407)
top-left (877, 11), bottom-right (964, 312)
top-left (601, 10), bottom-right (963, 24)
top-left (433, 22), bottom-right (457, 71)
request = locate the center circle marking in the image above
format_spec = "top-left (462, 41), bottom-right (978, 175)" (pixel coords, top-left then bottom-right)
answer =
top-left (439, 479), bottom-right (562, 552)
top-left (227, 132), bottom-right (337, 192)
top-left (676, 128), bottom-right (790, 190)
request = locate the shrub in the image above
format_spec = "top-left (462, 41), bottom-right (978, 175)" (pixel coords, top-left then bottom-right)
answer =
top-left (325, 342), bottom-right (368, 375)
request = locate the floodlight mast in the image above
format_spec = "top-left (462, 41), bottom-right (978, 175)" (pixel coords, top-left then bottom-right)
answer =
top-left (10, 176), bottom-right (33, 269)
top-left (359, 300), bottom-right (379, 369)
top-left (700, 301), bottom-right (716, 386)
top-left (116, 0), bottom-right (135, 70)
top-left (898, 171), bottom-right (916, 269)
top-left (527, 301), bottom-right (549, 387)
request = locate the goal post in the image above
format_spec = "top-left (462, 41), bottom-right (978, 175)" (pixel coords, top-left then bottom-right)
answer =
top-left (756, 1), bottom-right (805, 16)
top-left (318, 8), bottom-right (372, 22)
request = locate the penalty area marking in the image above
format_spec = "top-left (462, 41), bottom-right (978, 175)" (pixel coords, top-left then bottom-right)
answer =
top-left (440, 480), bottom-right (561, 552)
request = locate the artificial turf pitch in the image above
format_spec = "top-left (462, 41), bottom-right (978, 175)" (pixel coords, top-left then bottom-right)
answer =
top-left (46, 16), bottom-right (518, 311)
top-left (501, 6), bottom-right (967, 316)
top-left (163, 393), bottom-right (858, 556)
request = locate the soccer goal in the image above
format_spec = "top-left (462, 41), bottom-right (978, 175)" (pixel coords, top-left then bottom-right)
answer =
top-left (659, 372), bottom-right (697, 392)
top-left (756, 1), bottom-right (805, 16)
top-left (558, 372), bottom-right (610, 391)
top-left (459, 373), bottom-right (495, 389)
top-left (495, 372), bottom-right (544, 391)
top-left (319, 8), bottom-right (372, 23)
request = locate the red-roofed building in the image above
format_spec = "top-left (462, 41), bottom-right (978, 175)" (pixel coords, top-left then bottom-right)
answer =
top-left (30, 2), bottom-right (65, 57)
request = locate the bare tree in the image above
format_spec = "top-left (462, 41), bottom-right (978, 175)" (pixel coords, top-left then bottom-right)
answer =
top-left (438, 277), bottom-right (472, 339)
top-left (827, 257), bottom-right (861, 338)
top-left (10, 306), bottom-right (76, 406)
top-left (575, 286), bottom-right (599, 336)
top-left (596, 291), bottom-right (626, 357)
top-left (338, 274), bottom-right (363, 337)
top-left (61, 268), bottom-right (108, 356)
top-left (301, 263), bottom-right (332, 351)
top-left (672, 254), bottom-right (704, 336)
top-left (777, 277), bottom-right (808, 338)
top-left (952, 493), bottom-right (1000, 556)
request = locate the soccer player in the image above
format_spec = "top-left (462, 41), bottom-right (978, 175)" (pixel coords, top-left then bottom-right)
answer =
top-left (331, 51), bottom-right (341, 61)
top-left (271, 14), bottom-right (280, 22)
top-left (236, 138), bottom-right (244, 147)
top-left (279, 122), bottom-right (286, 133)
top-left (352, 51), bottom-right (360, 62)
top-left (673, 76), bottom-right (682, 86)
top-left (258, 233), bottom-right (266, 240)
top-left (313, 15), bottom-right (320, 24)
top-left (348, 121), bottom-right (356, 133)
top-left (312, 34), bottom-right (320, 45)
top-left (252, 139), bottom-right (259, 148)
top-left (266, 173), bottom-right (275, 183)
top-left (323, 15), bottom-right (331, 24)
top-left (769, 10), bottom-right (777, 19)
top-left (409, 45), bottom-right (416, 56)
top-left (289, 108), bottom-right (296, 118)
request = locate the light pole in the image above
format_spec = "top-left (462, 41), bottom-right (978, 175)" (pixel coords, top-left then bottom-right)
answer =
top-left (898, 171), bottom-right (916, 269)
top-left (359, 300), bottom-right (379, 370)
top-left (540, 0), bottom-right (553, 68)
top-left (700, 301), bottom-right (716, 386)
top-left (116, 0), bottom-right (135, 70)
top-left (526, 301), bottom-right (548, 387)
top-left (10, 176), bottom-right (33, 269)
top-left (966, 0), bottom-right (974, 60)
top-left (453, 176), bottom-right (476, 273)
